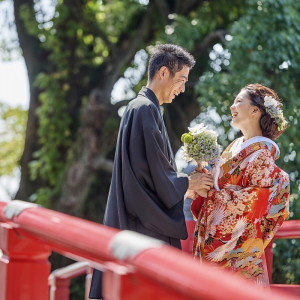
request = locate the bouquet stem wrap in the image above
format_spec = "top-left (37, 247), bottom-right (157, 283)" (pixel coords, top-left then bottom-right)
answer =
top-left (196, 160), bottom-right (208, 171)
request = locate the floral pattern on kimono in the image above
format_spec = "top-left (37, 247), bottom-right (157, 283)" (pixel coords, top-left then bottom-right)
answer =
top-left (191, 138), bottom-right (290, 283)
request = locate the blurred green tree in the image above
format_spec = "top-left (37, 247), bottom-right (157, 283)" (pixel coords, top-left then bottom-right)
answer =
top-left (0, 103), bottom-right (26, 177)
top-left (1, 0), bottom-right (299, 288)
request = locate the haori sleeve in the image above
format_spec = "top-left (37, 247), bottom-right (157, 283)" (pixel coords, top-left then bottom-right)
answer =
top-left (139, 105), bottom-right (189, 209)
top-left (123, 104), bottom-right (188, 239)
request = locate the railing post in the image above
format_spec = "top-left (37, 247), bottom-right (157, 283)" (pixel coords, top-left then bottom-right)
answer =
top-left (49, 275), bottom-right (70, 300)
top-left (48, 261), bottom-right (92, 300)
top-left (265, 239), bottom-right (274, 283)
top-left (0, 223), bottom-right (51, 300)
top-left (85, 267), bottom-right (93, 300)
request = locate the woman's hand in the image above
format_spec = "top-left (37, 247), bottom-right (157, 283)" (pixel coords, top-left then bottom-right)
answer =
top-left (194, 166), bottom-right (209, 173)
top-left (185, 189), bottom-right (199, 199)
top-left (224, 184), bottom-right (242, 191)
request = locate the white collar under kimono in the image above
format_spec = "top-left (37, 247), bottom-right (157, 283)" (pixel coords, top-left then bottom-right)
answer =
top-left (230, 136), bottom-right (280, 158)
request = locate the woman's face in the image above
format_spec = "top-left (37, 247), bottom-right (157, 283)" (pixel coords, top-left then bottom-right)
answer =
top-left (230, 89), bottom-right (258, 130)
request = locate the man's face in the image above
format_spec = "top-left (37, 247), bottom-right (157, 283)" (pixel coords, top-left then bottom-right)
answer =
top-left (160, 65), bottom-right (189, 104)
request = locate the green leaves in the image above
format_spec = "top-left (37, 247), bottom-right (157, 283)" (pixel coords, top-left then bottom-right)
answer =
top-left (32, 78), bottom-right (72, 186)
top-left (0, 103), bottom-right (27, 176)
top-left (229, 0), bottom-right (300, 72)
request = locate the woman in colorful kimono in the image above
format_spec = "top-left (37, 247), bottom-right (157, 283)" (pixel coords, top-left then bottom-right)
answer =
top-left (190, 83), bottom-right (290, 285)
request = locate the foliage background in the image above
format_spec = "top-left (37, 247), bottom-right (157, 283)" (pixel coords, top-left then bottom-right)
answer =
top-left (0, 0), bottom-right (299, 296)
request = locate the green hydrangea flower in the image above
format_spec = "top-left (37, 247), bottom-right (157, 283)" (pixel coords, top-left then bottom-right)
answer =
top-left (181, 133), bottom-right (193, 143)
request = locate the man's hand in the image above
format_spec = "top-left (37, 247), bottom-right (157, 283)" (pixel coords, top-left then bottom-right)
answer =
top-left (188, 172), bottom-right (214, 190)
top-left (195, 188), bottom-right (209, 198)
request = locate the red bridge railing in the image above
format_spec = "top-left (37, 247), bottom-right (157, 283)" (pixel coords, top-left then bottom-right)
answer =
top-left (183, 218), bottom-right (300, 297)
top-left (48, 261), bottom-right (92, 300)
top-left (0, 200), bottom-right (299, 300)
top-left (265, 220), bottom-right (300, 296)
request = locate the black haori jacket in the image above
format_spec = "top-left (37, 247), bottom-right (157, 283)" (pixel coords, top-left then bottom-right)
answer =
top-left (89, 87), bottom-right (188, 299)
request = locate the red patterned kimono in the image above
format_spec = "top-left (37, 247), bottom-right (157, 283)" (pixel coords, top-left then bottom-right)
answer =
top-left (191, 136), bottom-right (290, 284)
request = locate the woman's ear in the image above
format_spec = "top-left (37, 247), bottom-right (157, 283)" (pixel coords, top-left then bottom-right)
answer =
top-left (252, 106), bottom-right (261, 118)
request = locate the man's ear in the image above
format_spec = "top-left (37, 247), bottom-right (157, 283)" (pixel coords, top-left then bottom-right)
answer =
top-left (158, 66), bottom-right (169, 79)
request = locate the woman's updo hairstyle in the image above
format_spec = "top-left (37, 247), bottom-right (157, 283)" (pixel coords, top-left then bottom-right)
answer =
top-left (242, 83), bottom-right (288, 140)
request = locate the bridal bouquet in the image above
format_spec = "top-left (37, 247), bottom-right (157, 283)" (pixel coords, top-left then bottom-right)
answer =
top-left (181, 123), bottom-right (222, 191)
top-left (181, 123), bottom-right (221, 165)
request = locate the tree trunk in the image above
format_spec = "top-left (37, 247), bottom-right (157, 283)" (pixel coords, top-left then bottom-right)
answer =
top-left (14, 0), bottom-right (49, 200)
top-left (55, 89), bottom-right (119, 217)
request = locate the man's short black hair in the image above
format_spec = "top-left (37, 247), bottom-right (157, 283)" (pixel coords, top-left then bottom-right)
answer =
top-left (148, 44), bottom-right (195, 81)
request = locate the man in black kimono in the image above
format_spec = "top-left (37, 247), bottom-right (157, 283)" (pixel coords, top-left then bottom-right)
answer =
top-left (89, 44), bottom-right (213, 299)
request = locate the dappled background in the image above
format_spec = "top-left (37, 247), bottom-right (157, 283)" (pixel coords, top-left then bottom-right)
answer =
top-left (0, 0), bottom-right (299, 296)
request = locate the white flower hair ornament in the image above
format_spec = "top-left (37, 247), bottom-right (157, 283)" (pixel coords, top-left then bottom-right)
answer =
top-left (263, 96), bottom-right (287, 131)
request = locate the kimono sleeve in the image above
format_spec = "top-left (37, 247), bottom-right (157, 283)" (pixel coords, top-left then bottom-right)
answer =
top-left (191, 195), bottom-right (204, 220)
